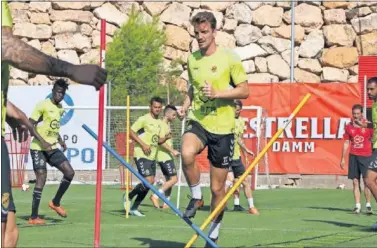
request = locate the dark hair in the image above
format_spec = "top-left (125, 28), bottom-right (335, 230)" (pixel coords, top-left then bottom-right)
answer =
top-left (352, 104), bottom-right (363, 112)
top-left (368, 77), bottom-right (377, 85)
top-left (150, 96), bottom-right (163, 105)
top-left (164, 104), bottom-right (177, 114)
top-left (191, 11), bottom-right (217, 30)
top-left (53, 78), bottom-right (69, 90)
top-left (234, 100), bottom-right (243, 108)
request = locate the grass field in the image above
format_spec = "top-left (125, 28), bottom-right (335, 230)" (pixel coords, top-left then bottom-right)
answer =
top-left (13, 185), bottom-right (377, 247)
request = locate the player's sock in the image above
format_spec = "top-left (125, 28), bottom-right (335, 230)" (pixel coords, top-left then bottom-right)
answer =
top-left (52, 177), bottom-right (71, 206)
top-left (248, 198), bottom-right (254, 208)
top-left (366, 202), bottom-right (372, 208)
top-left (356, 203), bottom-right (361, 209)
top-left (189, 183), bottom-right (202, 199)
top-left (234, 198), bottom-right (240, 206)
top-left (129, 183), bottom-right (144, 200)
top-left (208, 210), bottom-right (224, 240)
top-left (31, 187), bottom-right (43, 219)
top-left (132, 188), bottom-right (149, 210)
top-left (152, 188), bottom-right (164, 199)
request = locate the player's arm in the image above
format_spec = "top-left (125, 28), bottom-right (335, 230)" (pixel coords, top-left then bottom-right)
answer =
top-left (130, 117), bottom-right (151, 155)
top-left (238, 138), bottom-right (254, 156)
top-left (178, 85), bottom-right (194, 118)
top-left (160, 143), bottom-right (180, 157)
top-left (57, 134), bottom-right (67, 152)
top-left (6, 101), bottom-right (52, 150)
top-left (340, 128), bottom-right (350, 169)
top-left (2, 26), bottom-right (107, 90)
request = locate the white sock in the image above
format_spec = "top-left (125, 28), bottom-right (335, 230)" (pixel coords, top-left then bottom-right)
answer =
top-left (234, 198), bottom-right (240, 206)
top-left (190, 184), bottom-right (202, 199)
top-left (366, 202), bottom-right (371, 208)
top-left (248, 198), bottom-right (254, 208)
top-left (356, 203), bottom-right (361, 209)
top-left (153, 189), bottom-right (164, 198)
top-left (208, 221), bottom-right (221, 240)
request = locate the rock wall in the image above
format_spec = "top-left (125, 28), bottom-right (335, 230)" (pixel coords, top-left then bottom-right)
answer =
top-left (8, 1), bottom-right (377, 89)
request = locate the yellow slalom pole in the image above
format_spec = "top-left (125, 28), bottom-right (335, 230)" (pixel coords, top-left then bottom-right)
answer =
top-left (185, 93), bottom-right (312, 248)
top-left (125, 95), bottom-right (130, 219)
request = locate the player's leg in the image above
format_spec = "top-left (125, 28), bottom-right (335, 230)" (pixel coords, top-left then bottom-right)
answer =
top-left (127, 158), bottom-right (156, 216)
top-left (359, 156), bottom-right (373, 214)
top-left (48, 149), bottom-right (75, 218)
top-left (161, 175), bottom-right (173, 209)
top-left (364, 150), bottom-right (377, 229)
top-left (224, 170), bottom-right (235, 211)
top-left (1, 137), bottom-right (19, 246)
top-left (181, 121), bottom-right (206, 218)
top-left (29, 150), bottom-right (48, 224)
top-left (205, 133), bottom-right (234, 245)
top-left (348, 155), bottom-right (361, 213)
top-left (151, 160), bottom-right (178, 209)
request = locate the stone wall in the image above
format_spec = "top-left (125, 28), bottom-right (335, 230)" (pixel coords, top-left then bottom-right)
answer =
top-left (8, 1), bottom-right (377, 89)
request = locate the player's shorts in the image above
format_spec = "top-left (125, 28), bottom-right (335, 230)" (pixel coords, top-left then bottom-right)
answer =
top-left (1, 137), bottom-right (16, 223)
top-left (368, 149), bottom-right (377, 173)
top-left (135, 157), bottom-right (156, 177)
top-left (184, 120), bottom-right (234, 169)
top-left (158, 160), bottom-right (177, 177)
top-left (228, 159), bottom-right (245, 178)
top-left (30, 149), bottom-right (68, 171)
top-left (348, 154), bottom-right (369, 179)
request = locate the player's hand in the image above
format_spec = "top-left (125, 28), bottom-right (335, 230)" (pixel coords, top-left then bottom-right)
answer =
top-left (11, 124), bottom-right (29, 143)
top-left (203, 81), bottom-right (217, 100)
top-left (41, 141), bottom-right (53, 151)
top-left (340, 159), bottom-right (345, 169)
top-left (60, 142), bottom-right (67, 152)
top-left (247, 150), bottom-right (255, 157)
top-left (172, 149), bottom-right (180, 157)
top-left (177, 107), bottom-right (187, 119)
top-left (142, 144), bottom-right (151, 156)
top-left (68, 64), bottom-right (107, 91)
top-left (165, 133), bottom-right (172, 140)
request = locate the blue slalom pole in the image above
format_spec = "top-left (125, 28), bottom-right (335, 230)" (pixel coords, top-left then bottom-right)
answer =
top-left (82, 124), bottom-right (218, 248)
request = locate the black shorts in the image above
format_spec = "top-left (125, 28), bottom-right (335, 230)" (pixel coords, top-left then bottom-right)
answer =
top-left (158, 160), bottom-right (177, 177)
top-left (1, 137), bottom-right (16, 223)
top-left (30, 149), bottom-right (68, 170)
top-left (348, 154), bottom-right (369, 179)
top-left (135, 157), bottom-right (156, 177)
top-left (228, 159), bottom-right (245, 178)
top-left (368, 149), bottom-right (377, 173)
top-left (184, 120), bottom-right (234, 168)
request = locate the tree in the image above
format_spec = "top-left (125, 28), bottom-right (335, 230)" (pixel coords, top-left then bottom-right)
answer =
top-left (106, 7), bottom-right (183, 106)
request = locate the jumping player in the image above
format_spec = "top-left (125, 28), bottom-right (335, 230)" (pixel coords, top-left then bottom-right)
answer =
top-left (150, 105), bottom-right (180, 209)
top-left (28, 79), bottom-right (74, 225)
top-left (177, 11), bottom-right (249, 245)
top-left (225, 100), bottom-right (259, 214)
top-left (340, 104), bottom-right (373, 214)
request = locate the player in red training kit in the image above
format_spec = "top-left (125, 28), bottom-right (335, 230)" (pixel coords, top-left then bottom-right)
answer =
top-left (340, 104), bottom-right (373, 215)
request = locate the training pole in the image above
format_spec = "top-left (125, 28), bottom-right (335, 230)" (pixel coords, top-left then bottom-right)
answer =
top-left (185, 93), bottom-right (312, 248)
top-left (176, 118), bottom-right (186, 210)
top-left (125, 95), bottom-right (130, 218)
top-left (82, 125), bottom-right (218, 248)
top-left (94, 19), bottom-right (106, 248)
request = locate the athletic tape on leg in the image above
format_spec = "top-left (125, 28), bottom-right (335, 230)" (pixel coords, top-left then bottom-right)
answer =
top-left (82, 124), bottom-right (218, 248)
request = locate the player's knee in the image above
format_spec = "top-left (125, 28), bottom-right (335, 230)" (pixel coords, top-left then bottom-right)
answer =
top-left (353, 178), bottom-right (360, 185)
top-left (365, 176), bottom-right (376, 189)
top-left (170, 175), bottom-right (178, 185)
top-left (64, 169), bottom-right (75, 181)
top-left (35, 169), bottom-right (47, 188)
top-left (210, 184), bottom-right (225, 198)
top-left (181, 149), bottom-right (196, 165)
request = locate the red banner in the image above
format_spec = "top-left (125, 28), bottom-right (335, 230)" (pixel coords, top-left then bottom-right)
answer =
top-left (196, 83), bottom-right (360, 175)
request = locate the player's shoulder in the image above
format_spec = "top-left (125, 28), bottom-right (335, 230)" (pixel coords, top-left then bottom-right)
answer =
top-left (35, 99), bottom-right (50, 107)
top-left (218, 47), bottom-right (242, 62)
top-left (188, 50), bottom-right (202, 63)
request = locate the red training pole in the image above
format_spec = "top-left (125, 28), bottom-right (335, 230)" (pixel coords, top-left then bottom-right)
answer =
top-left (94, 19), bottom-right (106, 248)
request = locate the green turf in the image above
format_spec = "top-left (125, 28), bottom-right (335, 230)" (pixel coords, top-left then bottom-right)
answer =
top-left (13, 185), bottom-right (377, 247)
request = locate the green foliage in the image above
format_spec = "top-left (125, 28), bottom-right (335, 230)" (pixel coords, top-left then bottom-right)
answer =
top-left (106, 7), bottom-right (185, 106)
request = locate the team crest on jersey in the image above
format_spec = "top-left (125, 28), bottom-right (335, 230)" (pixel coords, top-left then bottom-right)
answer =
top-left (2, 193), bottom-right (9, 210)
top-left (361, 128), bottom-right (366, 133)
top-left (211, 66), bottom-right (217, 73)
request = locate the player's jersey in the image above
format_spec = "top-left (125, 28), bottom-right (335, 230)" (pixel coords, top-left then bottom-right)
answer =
top-left (132, 113), bottom-right (162, 161)
top-left (156, 120), bottom-right (173, 162)
top-left (187, 47), bottom-right (248, 135)
top-left (373, 102), bottom-right (377, 149)
top-left (1, 2), bottom-right (13, 137)
top-left (233, 117), bottom-right (245, 160)
top-left (30, 99), bottom-right (64, 151)
top-left (343, 120), bottom-right (373, 157)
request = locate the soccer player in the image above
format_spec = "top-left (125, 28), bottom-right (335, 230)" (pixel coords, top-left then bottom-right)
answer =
top-left (225, 100), bottom-right (259, 214)
top-left (28, 79), bottom-right (75, 225)
top-left (1, 1), bottom-right (107, 245)
top-left (340, 104), bottom-right (373, 214)
top-left (360, 77), bottom-right (377, 230)
top-left (150, 105), bottom-right (180, 209)
top-left (177, 11), bottom-right (249, 245)
top-left (124, 97), bottom-right (170, 217)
